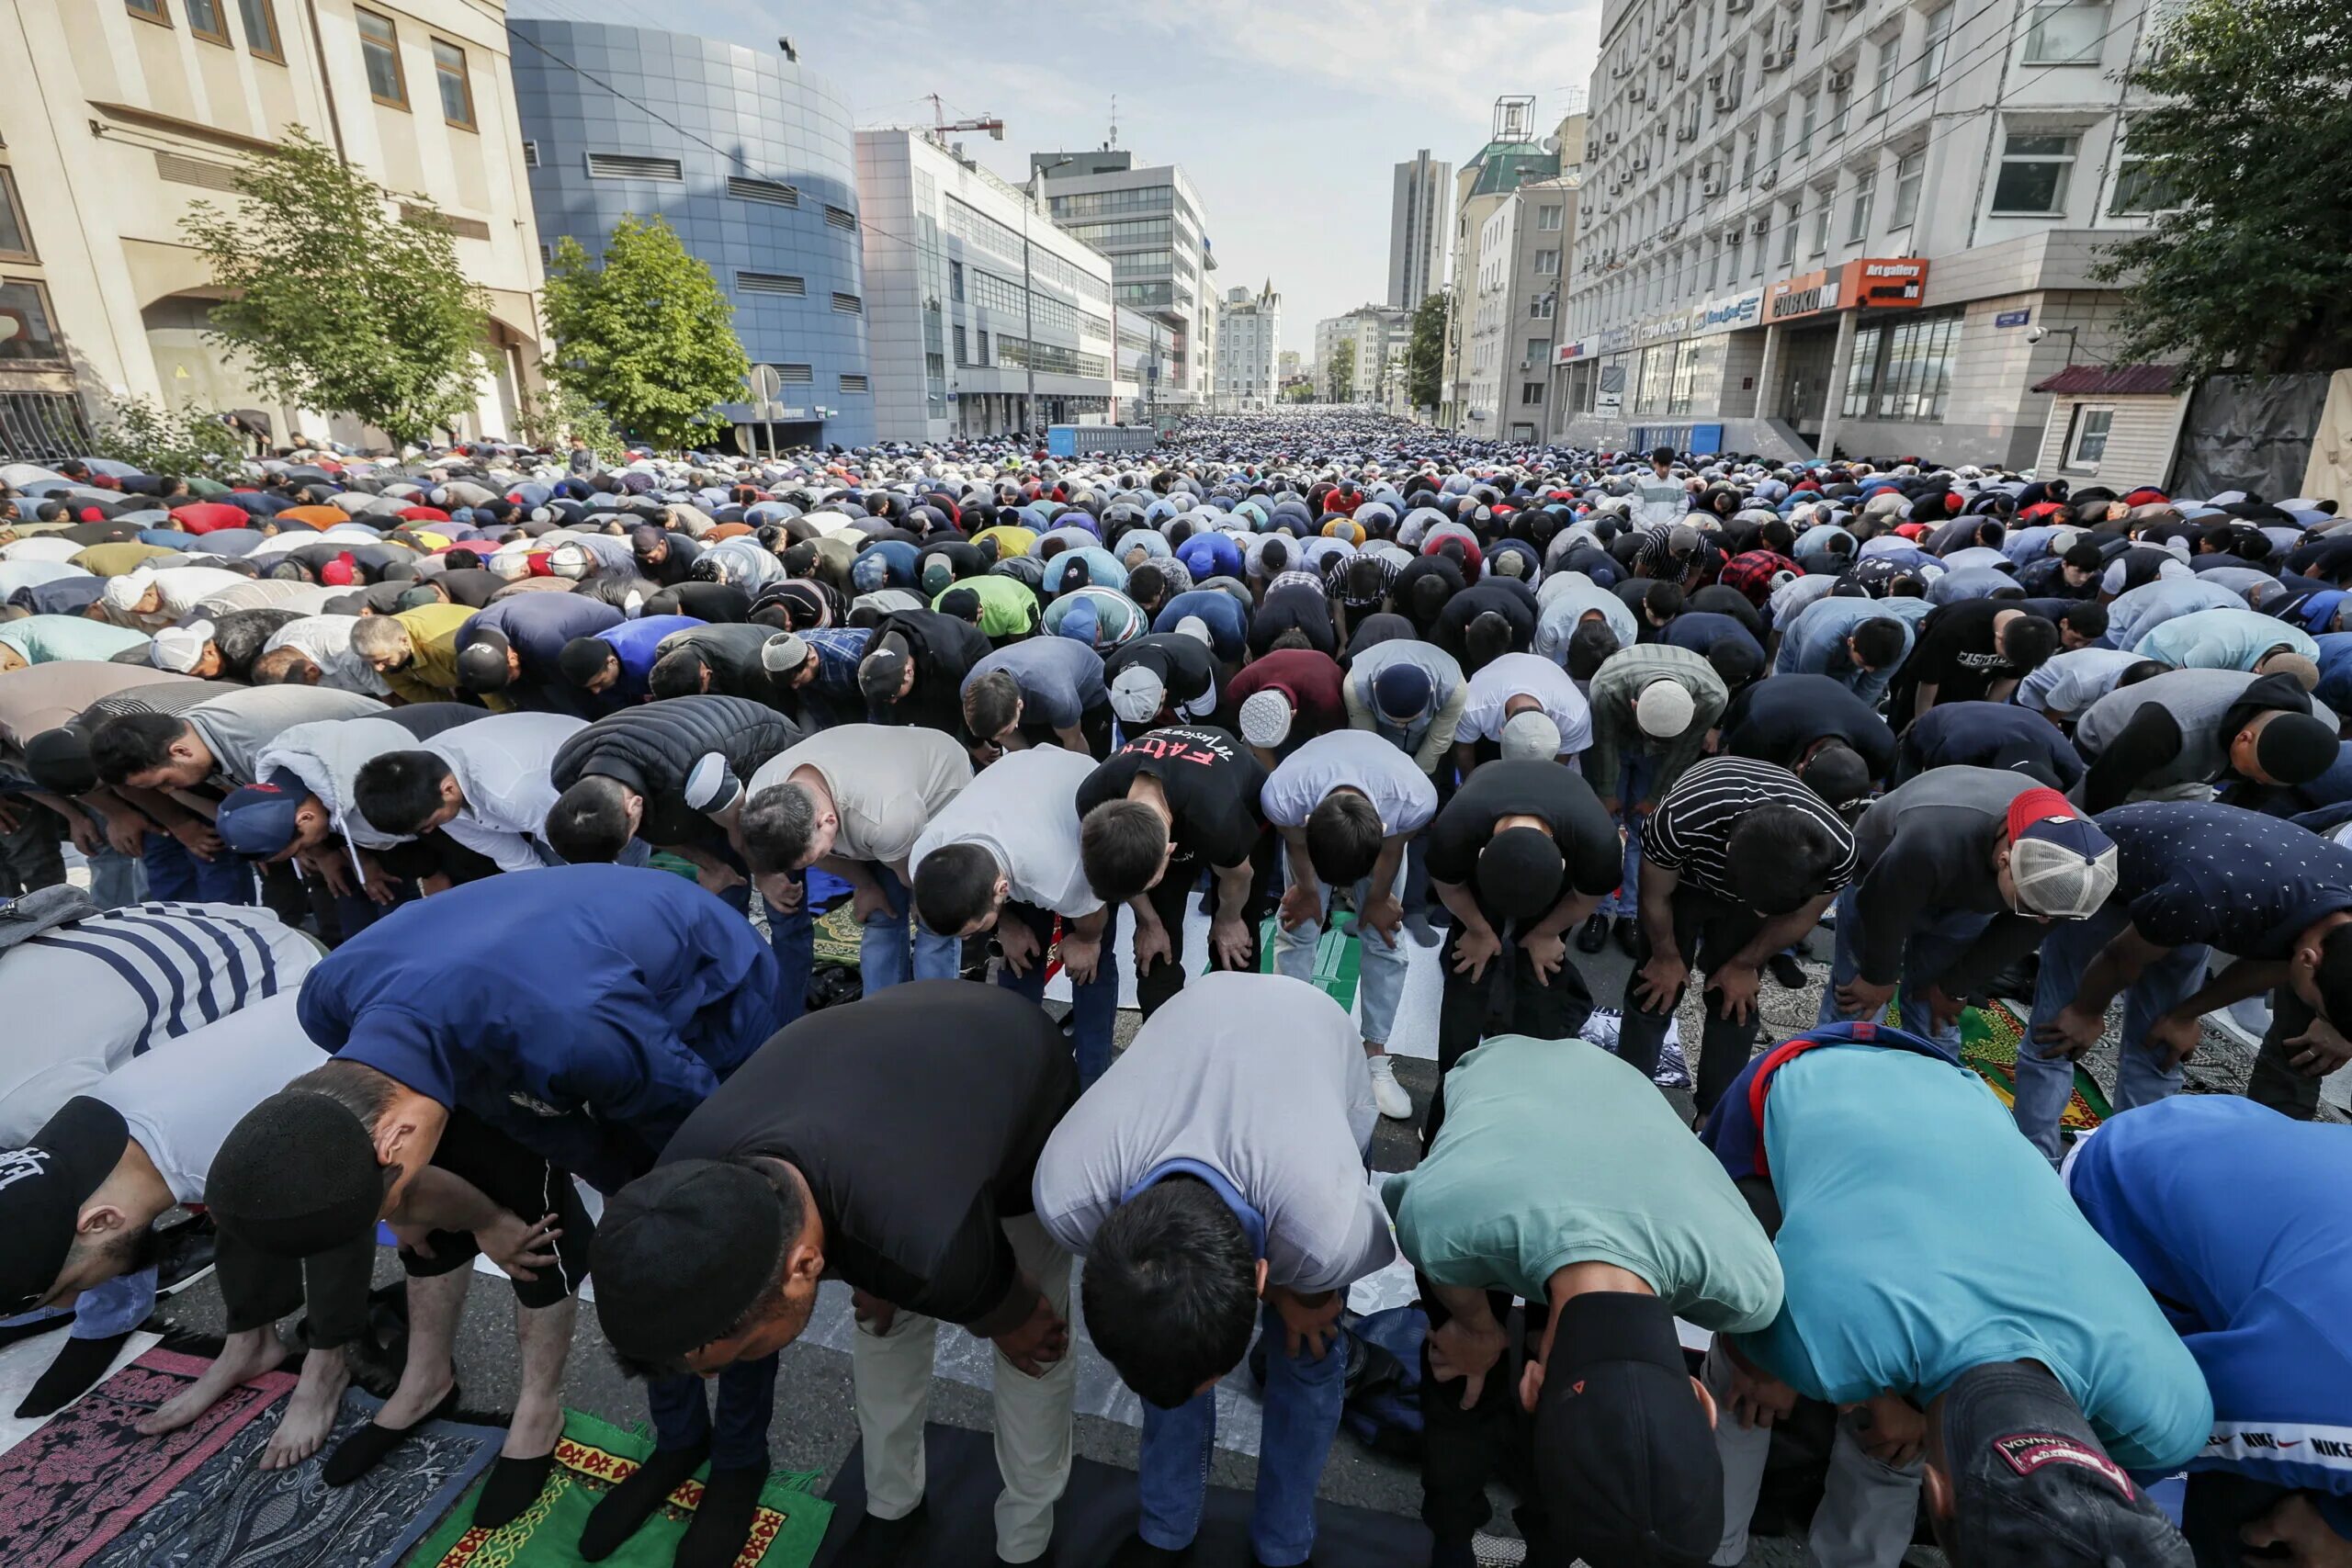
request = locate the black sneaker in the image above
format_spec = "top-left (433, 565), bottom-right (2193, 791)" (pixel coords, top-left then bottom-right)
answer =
top-left (1767, 952), bottom-right (1807, 989)
top-left (1611, 917), bottom-right (1640, 957)
top-left (1575, 910), bottom-right (1610, 953)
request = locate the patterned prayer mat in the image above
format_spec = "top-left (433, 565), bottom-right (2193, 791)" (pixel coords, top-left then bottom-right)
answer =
top-left (404, 1408), bottom-right (831, 1568)
top-left (1256, 913), bottom-right (1363, 1010)
top-left (1890, 998), bottom-right (2112, 1131)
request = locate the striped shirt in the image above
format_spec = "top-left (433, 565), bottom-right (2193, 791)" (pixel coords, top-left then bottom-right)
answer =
top-left (0, 903), bottom-right (321, 1142)
top-left (1641, 756), bottom-right (1859, 905)
top-left (71, 680), bottom-right (246, 736)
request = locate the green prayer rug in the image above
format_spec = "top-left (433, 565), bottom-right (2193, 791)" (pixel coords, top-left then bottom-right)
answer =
top-left (1258, 916), bottom-right (1362, 1011)
top-left (401, 1409), bottom-right (831, 1568)
top-left (1887, 998), bottom-right (2112, 1131)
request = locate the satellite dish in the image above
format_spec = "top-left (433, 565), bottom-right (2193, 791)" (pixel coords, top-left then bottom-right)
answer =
top-left (1540, 136), bottom-right (1561, 153)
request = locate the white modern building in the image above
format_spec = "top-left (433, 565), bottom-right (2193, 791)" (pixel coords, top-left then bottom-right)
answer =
top-left (1559, 0), bottom-right (2178, 465)
top-left (1032, 149), bottom-right (1216, 413)
top-left (1215, 282), bottom-right (1281, 412)
top-left (856, 128), bottom-right (1125, 442)
top-left (1388, 150), bottom-right (1453, 310)
top-left (1315, 305), bottom-right (1413, 412)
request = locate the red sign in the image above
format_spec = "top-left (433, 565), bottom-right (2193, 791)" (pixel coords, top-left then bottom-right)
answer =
top-left (1765, 257), bottom-right (1929, 323)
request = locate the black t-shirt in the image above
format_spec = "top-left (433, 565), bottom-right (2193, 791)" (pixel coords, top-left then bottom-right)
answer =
top-left (646, 581), bottom-right (753, 623)
top-left (1248, 583), bottom-right (1336, 659)
top-left (658, 982), bottom-right (1074, 1325)
top-left (1905, 599), bottom-right (2032, 704)
top-left (1076, 724), bottom-right (1265, 871)
top-left (1102, 633), bottom-right (1216, 707)
top-left (1720, 674), bottom-right (1896, 778)
top-left (1424, 758), bottom-right (1622, 894)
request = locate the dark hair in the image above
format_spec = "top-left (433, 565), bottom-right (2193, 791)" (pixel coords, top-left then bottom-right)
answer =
top-left (1849, 616), bottom-right (1908, 671)
top-left (1640, 581), bottom-right (1684, 621)
top-left (249, 646), bottom-right (320, 684)
top-left (1080, 798), bottom-right (1170, 902)
top-left (89, 713), bottom-right (187, 784)
top-left (2057, 602), bottom-right (2108, 640)
top-left (353, 750), bottom-right (453, 835)
top-left (1650, 445), bottom-right (1677, 466)
top-left (1706, 636), bottom-right (1762, 692)
top-left (284, 1058), bottom-right (401, 1129)
top-left (1126, 562), bottom-right (1167, 605)
top-left (1267, 627), bottom-right (1314, 653)
top-left (740, 782), bottom-right (820, 875)
top-left (963, 670), bottom-right (1021, 739)
top-left (647, 647), bottom-right (710, 700)
top-left (1081, 1179), bottom-right (1259, 1409)
top-left (2117, 658), bottom-right (2169, 688)
top-left (1999, 613), bottom-right (2062, 671)
top-left (1408, 573), bottom-right (1452, 623)
top-left (911, 841), bottom-right (1001, 934)
top-left (1463, 610), bottom-right (1513, 671)
top-left (1259, 537), bottom-right (1291, 574)
top-left (211, 615), bottom-right (279, 676)
top-left (1566, 621), bottom-right (1621, 681)
top-left (2314, 924), bottom-right (2352, 1027)
top-left (939, 586), bottom-right (982, 624)
top-left (546, 775), bottom-right (634, 863)
top-left (2062, 541), bottom-right (2104, 571)
top-left (1305, 791), bottom-right (1383, 886)
top-left (1723, 806), bottom-right (1847, 915)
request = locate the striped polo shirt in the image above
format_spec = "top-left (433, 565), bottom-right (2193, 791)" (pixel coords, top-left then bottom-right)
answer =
top-left (1641, 756), bottom-right (1860, 906)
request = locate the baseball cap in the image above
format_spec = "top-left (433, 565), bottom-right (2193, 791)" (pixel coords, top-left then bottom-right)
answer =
top-left (1533, 1292), bottom-right (1723, 1568)
top-left (1500, 708), bottom-right (1564, 761)
top-left (1172, 615), bottom-right (1213, 646)
top-left (1936, 1360), bottom-right (2191, 1567)
top-left (1476, 825), bottom-right (1565, 919)
top-left (919, 556), bottom-right (956, 596)
top-left (216, 769), bottom-right (309, 859)
top-left (100, 571), bottom-right (153, 612)
top-left (1238, 689), bottom-right (1294, 748)
top-left (0, 1097), bottom-right (131, 1316)
top-left (1110, 664), bottom-right (1167, 726)
top-left (591, 1160), bottom-right (788, 1366)
top-left (394, 585), bottom-right (443, 613)
top-left (1798, 743), bottom-right (1872, 814)
top-left (759, 632), bottom-right (810, 675)
top-left (2004, 788), bottom-right (2118, 919)
top-left (456, 631), bottom-right (514, 692)
top-left (1634, 680), bottom-right (1697, 738)
top-left (151, 621), bottom-right (215, 674)
top-left (1371, 661), bottom-right (1434, 724)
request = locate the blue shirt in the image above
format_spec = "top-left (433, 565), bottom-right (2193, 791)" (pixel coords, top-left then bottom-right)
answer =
top-left (1152, 590), bottom-right (1250, 662)
top-left (1905, 700), bottom-right (2086, 788)
top-left (1773, 596), bottom-right (1924, 707)
top-left (1660, 611), bottom-right (1766, 667)
top-left (2096, 801), bottom-right (2352, 958)
top-left (2070, 1096), bottom-right (2352, 1519)
top-left (594, 615), bottom-right (707, 699)
top-left (1736, 1043), bottom-right (2211, 1472)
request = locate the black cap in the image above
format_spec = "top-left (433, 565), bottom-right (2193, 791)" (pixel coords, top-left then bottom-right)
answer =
top-left (591, 1160), bottom-right (787, 1365)
top-left (1938, 1361), bottom-right (2191, 1567)
top-left (206, 1089), bottom-right (386, 1263)
top-left (1476, 825), bottom-right (1564, 919)
top-left (0, 1098), bottom-right (130, 1314)
top-left (456, 629), bottom-right (513, 692)
top-left (1532, 1292), bottom-right (1722, 1568)
top-left (24, 728), bottom-right (97, 796)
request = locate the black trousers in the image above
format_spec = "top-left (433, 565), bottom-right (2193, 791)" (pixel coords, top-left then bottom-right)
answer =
top-left (395, 1110), bottom-right (595, 1310)
top-left (1430, 899), bottom-right (1594, 1134)
top-left (2247, 983), bottom-right (2329, 1120)
top-left (1614, 887), bottom-right (1770, 1117)
top-left (1134, 836), bottom-right (1272, 1020)
top-left (2181, 1472), bottom-right (2292, 1568)
top-left (1417, 1274), bottom-right (1556, 1555)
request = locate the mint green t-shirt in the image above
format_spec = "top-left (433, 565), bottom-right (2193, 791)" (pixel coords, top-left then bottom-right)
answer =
top-left (1381, 1035), bottom-right (1783, 1330)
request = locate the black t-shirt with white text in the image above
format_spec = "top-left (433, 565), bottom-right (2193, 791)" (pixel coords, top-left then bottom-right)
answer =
top-left (1076, 725), bottom-right (1266, 871)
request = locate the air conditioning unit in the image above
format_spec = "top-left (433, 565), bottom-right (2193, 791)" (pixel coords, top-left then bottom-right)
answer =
top-left (1725, 0), bottom-right (1753, 12)
top-left (1828, 66), bottom-right (1856, 89)
top-left (1762, 44), bottom-right (1793, 70)
top-left (1702, 177), bottom-right (1724, 196)
top-left (1604, 130), bottom-right (1621, 146)
top-left (1657, 43), bottom-right (1677, 66)
top-left (1758, 168), bottom-right (1780, 189)
top-left (1751, 214), bottom-right (1773, 234)
top-left (1713, 89), bottom-right (1738, 109)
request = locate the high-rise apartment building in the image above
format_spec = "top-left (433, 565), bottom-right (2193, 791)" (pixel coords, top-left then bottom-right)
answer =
top-left (1387, 150), bottom-right (1453, 310)
top-left (1215, 282), bottom-right (1281, 412)
top-left (1031, 150), bottom-right (1217, 412)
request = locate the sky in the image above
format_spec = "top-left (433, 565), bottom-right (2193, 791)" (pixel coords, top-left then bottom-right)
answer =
top-left (504, 0), bottom-right (1603, 349)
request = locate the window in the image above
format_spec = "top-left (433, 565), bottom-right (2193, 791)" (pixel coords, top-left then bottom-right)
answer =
top-left (1778, 201), bottom-right (1801, 266)
top-left (1829, 78), bottom-right (1852, 138)
top-left (1526, 337), bottom-right (1551, 364)
top-left (1809, 191), bottom-right (1833, 254)
top-left (1794, 94), bottom-right (1817, 157)
top-left (948, 261), bottom-right (964, 302)
top-left (1848, 170), bottom-right (1875, 243)
top-left (186, 0), bottom-right (230, 44)
top-left (0, 168), bottom-right (35, 263)
top-left (1538, 204), bottom-right (1564, 231)
top-left (734, 271), bottom-right (805, 296)
top-left (356, 9), bottom-right (407, 109)
top-left (521, 141), bottom-right (540, 168)
top-left (1872, 39), bottom-right (1900, 114)
top-left (238, 0), bottom-right (283, 60)
top-left (1841, 323), bottom-right (1883, 417)
top-left (126, 0), bottom-right (169, 23)
top-left (1993, 131), bottom-right (2077, 214)
top-left (2109, 129), bottom-right (2178, 214)
top-left (1668, 339), bottom-right (1706, 415)
top-left (1872, 310), bottom-right (1961, 418)
top-left (433, 39), bottom-right (475, 130)
top-left (2064, 405), bottom-right (2114, 468)
top-left (953, 325), bottom-right (971, 365)
top-left (584, 152), bottom-right (684, 181)
top-left (0, 280), bottom-right (64, 365)
top-left (1535, 249), bottom-right (1561, 276)
top-left (1917, 5), bottom-right (1953, 88)
top-left (2025, 0), bottom-right (2107, 63)
top-left (1529, 295), bottom-right (1555, 319)
top-left (840, 374), bottom-right (869, 395)
top-left (831, 291), bottom-right (863, 315)
top-left (1521, 382), bottom-right (1546, 405)
top-left (1890, 149), bottom-right (1925, 227)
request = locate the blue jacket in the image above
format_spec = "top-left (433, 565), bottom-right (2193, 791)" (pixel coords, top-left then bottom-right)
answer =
top-left (460, 593), bottom-right (624, 716)
top-left (595, 615), bottom-right (707, 700)
top-left (298, 864), bottom-right (783, 1192)
top-left (1774, 596), bottom-right (1922, 708)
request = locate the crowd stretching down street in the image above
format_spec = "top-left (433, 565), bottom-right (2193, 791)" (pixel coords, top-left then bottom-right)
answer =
top-left (1, 406), bottom-right (2349, 1568)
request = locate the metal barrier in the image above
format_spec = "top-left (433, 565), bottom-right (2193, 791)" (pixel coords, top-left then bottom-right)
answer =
top-left (1046, 423), bottom-right (1159, 457)
top-left (0, 392), bottom-right (96, 465)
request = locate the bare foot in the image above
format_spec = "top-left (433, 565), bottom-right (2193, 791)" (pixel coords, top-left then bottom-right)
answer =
top-left (370, 1364), bottom-right (456, 1430)
top-left (259, 1350), bottom-right (353, 1471)
top-left (136, 1328), bottom-right (285, 1436)
top-left (502, 1393), bottom-right (565, 1461)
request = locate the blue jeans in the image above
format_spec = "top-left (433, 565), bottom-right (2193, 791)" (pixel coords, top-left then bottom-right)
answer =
top-left (1273, 857), bottom-right (1408, 1045)
top-left (1137, 1302), bottom-right (1349, 1565)
top-left (1599, 756), bottom-right (1656, 919)
top-left (2018, 903), bottom-right (2207, 1161)
top-left (994, 901), bottom-right (1119, 1087)
top-left (0, 1268), bottom-right (157, 1342)
top-left (860, 863), bottom-right (961, 993)
top-left (645, 1352), bottom-right (779, 1472)
top-left (1814, 886), bottom-right (1996, 1055)
top-left (718, 874), bottom-right (813, 1025)
top-left (141, 832), bottom-right (255, 903)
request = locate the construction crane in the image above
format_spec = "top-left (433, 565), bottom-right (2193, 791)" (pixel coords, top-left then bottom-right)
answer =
top-left (925, 95), bottom-right (1003, 141)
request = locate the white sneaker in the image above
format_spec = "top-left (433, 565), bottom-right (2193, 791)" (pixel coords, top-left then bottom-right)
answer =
top-left (1366, 1052), bottom-right (1412, 1119)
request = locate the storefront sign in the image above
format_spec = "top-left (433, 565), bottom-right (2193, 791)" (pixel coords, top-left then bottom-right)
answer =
top-left (1693, 288), bottom-right (1764, 335)
top-left (1597, 323), bottom-right (1636, 355)
top-left (1637, 311), bottom-right (1691, 344)
top-left (1765, 257), bottom-right (1931, 323)
top-left (1768, 268), bottom-right (1842, 322)
top-left (1554, 340), bottom-right (1588, 365)
top-left (1995, 308), bottom-right (2032, 328)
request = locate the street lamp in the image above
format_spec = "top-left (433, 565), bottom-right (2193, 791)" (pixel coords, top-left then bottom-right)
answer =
top-left (1023, 156), bottom-right (1076, 437)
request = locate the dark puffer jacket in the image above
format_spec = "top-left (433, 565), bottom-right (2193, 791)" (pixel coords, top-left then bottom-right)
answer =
top-left (550, 694), bottom-right (799, 845)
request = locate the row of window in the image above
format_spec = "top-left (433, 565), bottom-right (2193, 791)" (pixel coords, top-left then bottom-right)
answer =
top-left (125, 0), bottom-right (283, 65)
top-left (1046, 186), bottom-right (1173, 222)
top-left (130, 0), bottom-right (481, 131)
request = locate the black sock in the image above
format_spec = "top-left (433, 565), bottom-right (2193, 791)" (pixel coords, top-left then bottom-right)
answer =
top-left (17, 1333), bottom-right (130, 1418)
top-left (1108, 1532), bottom-right (1192, 1568)
top-left (1427, 1537), bottom-right (1478, 1568)
top-left (673, 1463), bottom-right (764, 1568)
top-left (579, 1440), bottom-right (708, 1562)
top-left (838, 1505), bottom-right (930, 1568)
top-left (471, 1451), bottom-right (559, 1531)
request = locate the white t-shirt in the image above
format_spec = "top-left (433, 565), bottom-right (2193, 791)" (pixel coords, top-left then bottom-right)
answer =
top-left (744, 725), bottom-right (972, 865)
top-left (427, 712), bottom-right (586, 873)
top-left (1260, 730), bottom-right (1439, 835)
top-left (1454, 652), bottom-right (1595, 757)
top-left (94, 992), bottom-right (319, 1203)
top-left (910, 746), bottom-right (1101, 919)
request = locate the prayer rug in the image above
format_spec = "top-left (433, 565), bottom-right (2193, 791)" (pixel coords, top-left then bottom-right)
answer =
top-left (85, 1382), bottom-right (503, 1568)
top-left (0, 1348), bottom-right (292, 1568)
top-left (1256, 914), bottom-right (1363, 1010)
top-left (403, 1408), bottom-right (831, 1568)
top-left (0, 1328), bottom-right (163, 1457)
top-left (1889, 998), bottom-right (2112, 1131)
top-left (811, 906), bottom-right (862, 971)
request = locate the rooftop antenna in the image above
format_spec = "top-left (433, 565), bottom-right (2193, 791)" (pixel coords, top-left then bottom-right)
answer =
top-left (1106, 94), bottom-right (1118, 151)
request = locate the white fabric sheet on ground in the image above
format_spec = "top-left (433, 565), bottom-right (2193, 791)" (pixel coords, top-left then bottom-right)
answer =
top-left (0, 1329), bottom-right (163, 1454)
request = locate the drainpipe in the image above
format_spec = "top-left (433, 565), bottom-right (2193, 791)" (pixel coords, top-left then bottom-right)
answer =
top-left (302, 0), bottom-right (350, 162)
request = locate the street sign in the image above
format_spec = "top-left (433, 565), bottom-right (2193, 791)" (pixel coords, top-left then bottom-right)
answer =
top-left (745, 364), bottom-right (783, 402)
top-left (1995, 309), bottom-right (2032, 328)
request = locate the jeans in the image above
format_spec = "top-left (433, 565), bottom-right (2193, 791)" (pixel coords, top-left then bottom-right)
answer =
top-left (85, 846), bottom-right (144, 909)
top-left (0, 1268), bottom-right (157, 1341)
top-left (1137, 1301), bottom-right (1349, 1566)
top-left (645, 1353), bottom-right (780, 1472)
top-left (860, 863), bottom-right (962, 993)
top-left (141, 831), bottom-right (255, 903)
top-left (1273, 856), bottom-right (1408, 1045)
top-left (1598, 756), bottom-right (1657, 919)
top-left (1704, 1342), bottom-right (1919, 1567)
top-left (995, 901), bottom-right (1118, 1087)
top-left (718, 873), bottom-right (813, 1025)
top-left (1813, 885), bottom-right (1996, 1054)
top-left (2018, 902), bottom-right (2207, 1161)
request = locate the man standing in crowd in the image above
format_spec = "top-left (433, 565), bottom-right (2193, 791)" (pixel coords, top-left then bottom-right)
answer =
top-left (1580, 643), bottom-right (1730, 956)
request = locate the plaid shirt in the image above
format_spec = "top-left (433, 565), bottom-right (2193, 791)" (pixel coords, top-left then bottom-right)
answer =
top-left (1718, 550), bottom-right (1803, 608)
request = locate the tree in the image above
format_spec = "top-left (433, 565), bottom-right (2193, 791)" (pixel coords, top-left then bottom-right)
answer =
top-left (541, 217), bottom-right (749, 451)
top-left (2088, 0), bottom-right (2352, 376)
top-left (1406, 291), bottom-right (1452, 412)
top-left (1282, 381), bottom-right (1316, 404)
top-left (1326, 337), bottom-right (1357, 404)
top-left (186, 128), bottom-right (490, 447)
top-left (514, 381), bottom-right (625, 461)
top-left (92, 397), bottom-right (248, 482)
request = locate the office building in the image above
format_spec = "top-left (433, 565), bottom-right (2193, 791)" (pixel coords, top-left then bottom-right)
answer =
top-left (1387, 150), bottom-right (1453, 310)
top-left (511, 18), bottom-right (872, 449)
top-left (1315, 305), bottom-right (1413, 412)
top-left (1558, 0), bottom-right (2173, 464)
top-left (1442, 96), bottom-right (1572, 429)
top-left (1459, 120), bottom-right (1588, 440)
top-left (1032, 149), bottom-right (1216, 412)
top-left (855, 128), bottom-right (1122, 441)
top-left (1214, 282), bottom-right (1281, 412)
top-left (1, 0), bottom-right (545, 458)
